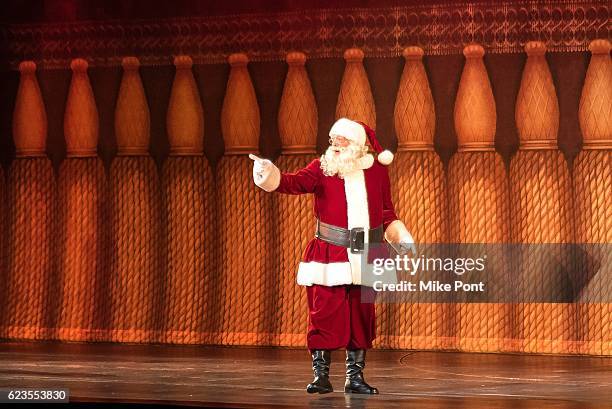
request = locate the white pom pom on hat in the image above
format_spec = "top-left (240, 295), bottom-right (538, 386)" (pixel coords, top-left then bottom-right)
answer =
top-left (377, 149), bottom-right (394, 165)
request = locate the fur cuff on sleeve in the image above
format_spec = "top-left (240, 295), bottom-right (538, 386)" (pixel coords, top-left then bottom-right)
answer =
top-left (384, 219), bottom-right (410, 243)
top-left (254, 162), bottom-right (281, 192)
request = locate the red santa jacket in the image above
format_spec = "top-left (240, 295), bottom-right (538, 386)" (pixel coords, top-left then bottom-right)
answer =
top-left (272, 155), bottom-right (399, 286)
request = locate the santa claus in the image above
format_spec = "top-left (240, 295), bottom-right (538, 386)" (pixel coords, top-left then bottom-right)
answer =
top-left (250, 118), bottom-right (415, 395)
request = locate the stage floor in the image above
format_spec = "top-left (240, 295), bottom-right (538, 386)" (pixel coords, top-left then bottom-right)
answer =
top-left (0, 342), bottom-right (610, 408)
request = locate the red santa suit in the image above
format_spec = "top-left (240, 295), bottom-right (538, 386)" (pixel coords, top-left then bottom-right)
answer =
top-left (277, 155), bottom-right (397, 350)
top-left (255, 151), bottom-right (411, 351)
top-left (252, 119), bottom-right (412, 354)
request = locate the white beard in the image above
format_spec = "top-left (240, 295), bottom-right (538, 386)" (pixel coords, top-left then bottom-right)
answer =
top-left (320, 143), bottom-right (367, 178)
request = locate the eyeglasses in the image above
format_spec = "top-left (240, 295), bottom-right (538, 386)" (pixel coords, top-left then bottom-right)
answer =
top-left (329, 136), bottom-right (350, 146)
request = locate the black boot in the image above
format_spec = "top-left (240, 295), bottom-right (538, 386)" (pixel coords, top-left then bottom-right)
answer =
top-left (306, 350), bottom-right (333, 394)
top-left (344, 349), bottom-right (379, 394)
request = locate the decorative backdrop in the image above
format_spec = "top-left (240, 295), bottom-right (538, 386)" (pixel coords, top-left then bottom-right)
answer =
top-left (1, 1), bottom-right (609, 68)
top-left (0, 0), bottom-right (610, 356)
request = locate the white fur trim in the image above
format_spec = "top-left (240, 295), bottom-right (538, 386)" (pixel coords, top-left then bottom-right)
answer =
top-left (377, 150), bottom-right (394, 165)
top-left (253, 161), bottom-right (280, 192)
top-left (343, 169), bottom-right (370, 285)
top-left (329, 118), bottom-right (366, 146)
top-left (296, 261), bottom-right (353, 286)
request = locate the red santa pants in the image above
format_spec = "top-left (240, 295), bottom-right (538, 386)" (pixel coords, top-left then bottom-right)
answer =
top-left (306, 284), bottom-right (376, 352)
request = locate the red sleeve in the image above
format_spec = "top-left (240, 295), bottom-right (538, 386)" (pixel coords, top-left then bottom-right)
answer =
top-left (276, 158), bottom-right (322, 195)
top-left (381, 165), bottom-right (399, 231)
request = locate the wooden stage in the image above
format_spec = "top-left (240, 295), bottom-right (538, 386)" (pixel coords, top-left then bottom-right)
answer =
top-left (0, 342), bottom-right (610, 408)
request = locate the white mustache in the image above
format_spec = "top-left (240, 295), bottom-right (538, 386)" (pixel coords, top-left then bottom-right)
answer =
top-left (320, 144), bottom-right (364, 178)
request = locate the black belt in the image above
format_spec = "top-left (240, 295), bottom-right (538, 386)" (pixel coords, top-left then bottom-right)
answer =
top-left (315, 219), bottom-right (383, 254)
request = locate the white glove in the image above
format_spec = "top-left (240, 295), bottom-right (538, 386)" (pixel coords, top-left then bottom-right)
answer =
top-left (249, 154), bottom-right (280, 192)
top-left (398, 231), bottom-right (417, 256)
top-left (384, 220), bottom-right (417, 256)
top-left (250, 154), bottom-right (272, 183)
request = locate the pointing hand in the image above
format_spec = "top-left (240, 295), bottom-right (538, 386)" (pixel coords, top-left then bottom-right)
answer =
top-left (249, 154), bottom-right (272, 181)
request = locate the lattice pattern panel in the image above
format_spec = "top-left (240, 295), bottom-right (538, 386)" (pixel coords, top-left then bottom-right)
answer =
top-left (109, 157), bottom-right (163, 343)
top-left (272, 155), bottom-right (314, 347)
top-left (57, 158), bottom-right (108, 342)
top-left (1, 158), bottom-right (57, 340)
top-left (216, 156), bottom-right (276, 345)
top-left (510, 150), bottom-right (576, 354)
top-left (573, 150), bottom-right (611, 356)
top-left (380, 151), bottom-right (454, 350)
top-left (161, 157), bottom-right (218, 344)
top-left (448, 152), bottom-right (513, 352)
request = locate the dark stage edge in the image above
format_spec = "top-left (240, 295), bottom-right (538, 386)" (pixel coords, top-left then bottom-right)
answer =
top-left (0, 342), bottom-right (610, 408)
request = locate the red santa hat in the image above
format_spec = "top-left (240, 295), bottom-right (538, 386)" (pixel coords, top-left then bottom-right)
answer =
top-left (329, 118), bottom-right (394, 165)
